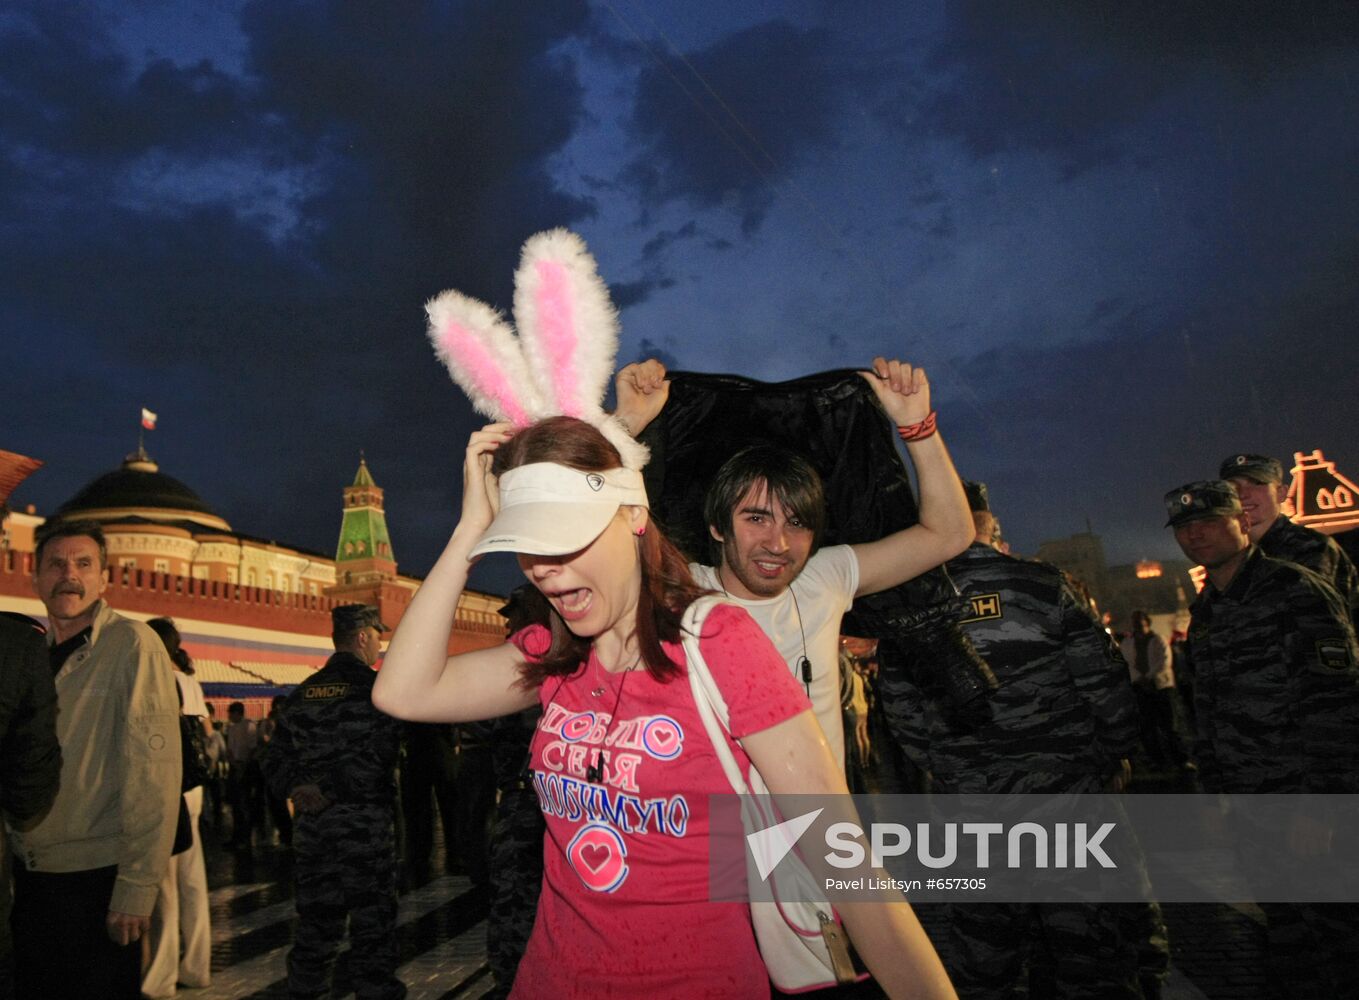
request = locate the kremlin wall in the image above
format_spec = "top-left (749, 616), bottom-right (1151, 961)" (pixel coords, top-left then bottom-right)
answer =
top-left (0, 446), bottom-right (507, 718)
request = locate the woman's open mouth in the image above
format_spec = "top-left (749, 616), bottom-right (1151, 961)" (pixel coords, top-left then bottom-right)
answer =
top-left (550, 587), bottom-right (593, 621)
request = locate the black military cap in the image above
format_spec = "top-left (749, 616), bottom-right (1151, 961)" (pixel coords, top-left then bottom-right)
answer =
top-left (1164, 480), bottom-right (1243, 528)
top-left (331, 603), bottom-right (389, 633)
top-left (1218, 453), bottom-right (1284, 485)
top-left (962, 480), bottom-right (990, 513)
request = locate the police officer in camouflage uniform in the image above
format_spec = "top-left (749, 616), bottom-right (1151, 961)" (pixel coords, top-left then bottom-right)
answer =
top-left (474, 706), bottom-right (543, 999)
top-left (475, 586), bottom-right (545, 999)
top-left (1219, 453), bottom-right (1358, 623)
top-left (1168, 480), bottom-right (1359, 998)
top-left (882, 482), bottom-right (1164, 999)
top-left (262, 604), bottom-right (405, 1000)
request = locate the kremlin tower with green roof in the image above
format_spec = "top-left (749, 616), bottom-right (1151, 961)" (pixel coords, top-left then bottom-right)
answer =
top-left (328, 456), bottom-right (406, 620)
top-left (335, 456), bottom-right (396, 581)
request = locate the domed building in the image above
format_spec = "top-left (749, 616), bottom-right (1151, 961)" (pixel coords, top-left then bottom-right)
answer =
top-left (55, 446), bottom-right (336, 595)
top-left (0, 444), bottom-right (506, 715)
top-left (60, 446), bottom-right (227, 526)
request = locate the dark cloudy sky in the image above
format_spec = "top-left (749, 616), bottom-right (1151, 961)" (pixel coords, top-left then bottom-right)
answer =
top-left (3, 1), bottom-right (1357, 596)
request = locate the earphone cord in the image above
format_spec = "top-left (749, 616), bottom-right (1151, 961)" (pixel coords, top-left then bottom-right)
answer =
top-left (718, 566), bottom-right (813, 695)
top-left (587, 661), bottom-right (632, 783)
top-left (789, 586), bottom-right (813, 694)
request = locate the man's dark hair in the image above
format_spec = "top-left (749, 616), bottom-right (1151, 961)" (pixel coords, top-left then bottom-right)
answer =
top-left (332, 627), bottom-right (361, 652)
top-left (703, 444), bottom-right (826, 561)
top-left (228, 701), bottom-right (245, 716)
top-left (34, 518), bottom-right (108, 569)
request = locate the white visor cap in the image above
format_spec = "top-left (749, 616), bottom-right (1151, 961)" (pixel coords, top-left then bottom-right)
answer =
top-left (469, 462), bottom-right (650, 558)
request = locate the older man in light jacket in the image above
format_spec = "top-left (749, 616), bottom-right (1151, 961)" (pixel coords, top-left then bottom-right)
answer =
top-left (10, 520), bottom-right (180, 1000)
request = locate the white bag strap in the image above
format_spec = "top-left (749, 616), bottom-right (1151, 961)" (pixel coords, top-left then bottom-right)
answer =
top-left (682, 595), bottom-right (843, 943)
top-left (681, 595), bottom-right (754, 798)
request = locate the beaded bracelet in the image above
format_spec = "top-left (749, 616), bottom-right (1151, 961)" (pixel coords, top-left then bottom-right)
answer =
top-left (897, 411), bottom-right (938, 442)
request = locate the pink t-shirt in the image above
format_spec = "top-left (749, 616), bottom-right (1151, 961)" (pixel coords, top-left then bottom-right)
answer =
top-left (509, 603), bottom-right (811, 999)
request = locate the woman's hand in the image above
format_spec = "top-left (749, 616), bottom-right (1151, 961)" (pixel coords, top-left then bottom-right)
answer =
top-left (860, 357), bottom-right (930, 427)
top-left (461, 423), bottom-right (515, 540)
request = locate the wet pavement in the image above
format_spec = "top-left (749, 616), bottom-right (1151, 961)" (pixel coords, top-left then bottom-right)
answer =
top-left (190, 826), bottom-right (492, 1000)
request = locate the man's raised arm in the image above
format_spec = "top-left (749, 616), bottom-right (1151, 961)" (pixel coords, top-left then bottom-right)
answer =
top-left (851, 357), bottom-right (973, 597)
top-left (612, 359), bottom-right (669, 437)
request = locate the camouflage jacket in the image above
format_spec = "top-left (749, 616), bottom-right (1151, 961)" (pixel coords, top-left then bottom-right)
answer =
top-left (261, 651), bottom-right (401, 807)
top-left (1186, 547), bottom-right (1359, 792)
top-left (882, 543), bottom-right (1138, 793)
top-left (1258, 515), bottom-right (1358, 623)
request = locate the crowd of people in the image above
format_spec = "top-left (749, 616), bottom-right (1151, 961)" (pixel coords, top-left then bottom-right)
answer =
top-left (2, 324), bottom-right (1358, 1000)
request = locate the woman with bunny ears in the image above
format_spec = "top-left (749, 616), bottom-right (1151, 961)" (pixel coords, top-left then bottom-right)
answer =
top-left (374, 231), bottom-right (955, 999)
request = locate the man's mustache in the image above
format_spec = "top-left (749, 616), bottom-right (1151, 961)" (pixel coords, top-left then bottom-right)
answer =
top-left (52, 583), bottom-right (85, 598)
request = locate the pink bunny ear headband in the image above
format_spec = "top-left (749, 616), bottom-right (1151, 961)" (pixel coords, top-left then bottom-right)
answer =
top-left (425, 228), bottom-right (648, 471)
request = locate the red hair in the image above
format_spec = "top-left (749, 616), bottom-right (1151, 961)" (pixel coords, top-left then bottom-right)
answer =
top-left (492, 417), bottom-right (710, 685)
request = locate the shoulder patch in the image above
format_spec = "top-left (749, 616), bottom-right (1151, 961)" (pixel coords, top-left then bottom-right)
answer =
top-left (303, 682), bottom-right (351, 700)
top-left (1315, 638), bottom-right (1356, 672)
top-left (962, 592), bottom-right (1003, 623)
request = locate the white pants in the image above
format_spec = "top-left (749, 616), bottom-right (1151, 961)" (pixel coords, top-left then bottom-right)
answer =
top-left (143, 787), bottom-right (212, 996)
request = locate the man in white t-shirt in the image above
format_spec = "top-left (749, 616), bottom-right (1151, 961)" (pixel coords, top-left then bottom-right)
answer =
top-left (617, 357), bottom-right (973, 769)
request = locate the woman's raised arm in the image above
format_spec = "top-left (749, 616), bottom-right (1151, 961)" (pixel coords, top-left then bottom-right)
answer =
top-left (373, 424), bottom-right (538, 723)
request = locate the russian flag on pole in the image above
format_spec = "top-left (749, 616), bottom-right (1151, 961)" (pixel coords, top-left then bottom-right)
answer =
top-left (141, 407), bottom-right (158, 430)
